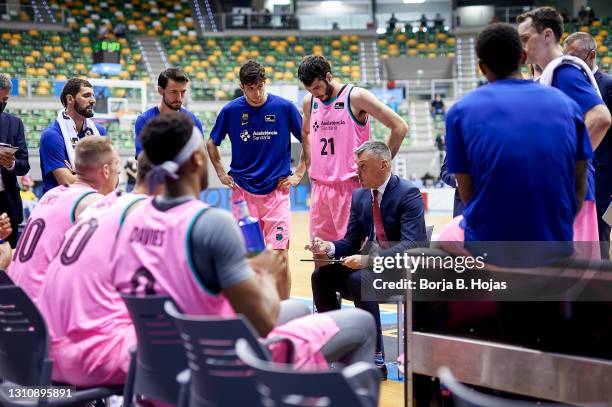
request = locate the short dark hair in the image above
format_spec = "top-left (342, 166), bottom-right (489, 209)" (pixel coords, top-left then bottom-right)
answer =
top-left (141, 112), bottom-right (194, 165)
top-left (517, 6), bottom-right (564, 42)
top-left (135, 152), bottom-right (153, 184)
top-left (298, 55), bottom-right (332, 86)
top-left (239, 60), bottom-right (266, 85)
top-left (476, 23), bottom-right (523, 79)
top-left (60, 78), bottom-right (93, 107)
top-left (158, 68), bottom-right (189, 89)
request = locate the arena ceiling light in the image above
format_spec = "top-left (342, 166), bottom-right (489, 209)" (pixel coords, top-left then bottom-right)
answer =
top-left (403, 0), bottom-right (426, 3)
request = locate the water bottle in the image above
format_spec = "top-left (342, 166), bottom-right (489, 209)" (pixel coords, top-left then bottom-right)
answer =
top-left (235, 199), bottom-right (266, 257)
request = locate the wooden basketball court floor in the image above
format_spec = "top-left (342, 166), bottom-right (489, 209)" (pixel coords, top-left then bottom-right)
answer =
top-left (287, 211), bottom-right (452, 407)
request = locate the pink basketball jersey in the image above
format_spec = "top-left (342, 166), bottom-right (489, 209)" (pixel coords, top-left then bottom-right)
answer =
top-left (77, 189), bottom-right (121, 220)
top-left (38, 192), bottom-right (146, 345)
top-left (309, 84), bottom-right (371, 183)
top-left (10, 184), bottom-right (97, 302)
top-left (110, 198), bottom-right (235, 317)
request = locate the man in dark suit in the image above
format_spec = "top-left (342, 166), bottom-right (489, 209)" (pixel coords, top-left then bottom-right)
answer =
top-left (307, 141), bottom-right (427, 379)
top-left (0, 74), bottom-right (30, 247)
top-left (564, 33), bottom-right (612, 259)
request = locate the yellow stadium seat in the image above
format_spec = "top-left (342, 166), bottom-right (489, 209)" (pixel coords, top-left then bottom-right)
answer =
top-left (233, 66), bottom-right (240, 75)
top-left (36, 68), bottom-right (48, 76)
top-left (408, 49), bottom-right (418, 57)
top-left (446, 38), bottom-right (456, 45)
top-left (127, 65), bottom-right (136, 73)
top-left (250, 35), bottom-right (261, 43)
top-left (331, 40), bottom-right (341, 48)
top-left (447, 52), bottom-right (456, 58)
top-left (169, 54), bottom-right (179, 62)
top-left (341, 54), bottom-right (350, 63)
top-left (9, 39), bottom-right (19, 47)
top-left (210, 77), bottom-right (221, 85)
top-left (287, 36), bottom-right (297, 43)
top-left (407, 39), bottom-right (417, 47)
top-left (133, 54), bottom-right (142, 62)
top-left (349, 44), bottom-right (359, 53)
top-left (119, 71), bottom-right (129, 79)
top-left (196, 71), bottom-right (207, 80)
top-left (265, 55), bottom-right (276, 64)
top-left (201, 60), bottom-right (210, 68)
top-left (24, 56), bottom-right (35, 65)
top-left (176, 49), bottom-right (186, 57)
top-left (294, 45), bottom-right (305, 54)
top-left (213, 50), bottom-right (222, 57)
top-left (61, 51), bottom-right (71, 59)
top-left (285, 60), bottom-right (295, 69)
top-left (593, 20), bottom-right (601, 27)
top-left (0, 61), bottom-right (9, 69)
top-left (215, 89), bottom-right (227, 99)
top-left (193, 44), bottom-right (202, 52)
top-left (600, 30), bottom-right (609, 37)
top-left (340, 35), bottom-right (349, 42)
top-left (190, 60), bottom-right (200, 67)
top-left (55, 74), bottom-right (67, 80)
top-left (274, 71), bottom-right (284, 81)
top-left (417, 43), bottom-right (426, 50)
top-left (350, 71), bottom-right (360, 80)
top-left (208, 55), bottom-right (218, 63)
top-left (396, 34), bottom-right (406, 42)
top-left (184, 66), bottom-right (194, 74)
top-left (46, 61), bottom-right (57, 69)
top-left (265, 66), bottom-right (273, 75)
top-left (579, 26), bottom-right (589, 33)
top-left (28, 30), bottom-right (38, 37)
top-left (237, 55), bottom-right (247, 64)
top-left (26, 67), bottom-right (36, 76)
top-left (284, 72), bottom-right (294, 80)
top-left (250, 50), bottom-right (260, 58)
top-left (350, 35), bottom-right (359, 42)
top-left (1, 33), bottom-right (10, 40)
top-left (207, 39), bottom-right (216, 48)
top-left (184, 44), bottom-right (193, 52)
top-left (428, 43), bottom-right (437, 50)
top-left (275, 46), bottom-right (286, 54)
top-left (225, 72), bottom-right (236, 81)
top-left (599, 45), bottom-right (608, 53)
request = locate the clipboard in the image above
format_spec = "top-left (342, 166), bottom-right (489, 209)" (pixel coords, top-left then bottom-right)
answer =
top-left (300, 259), bottom-right (345, 264)
top-left (0, 143), bottom-right (18, 155)
top-left (604, 203), bottom-right (612, 227)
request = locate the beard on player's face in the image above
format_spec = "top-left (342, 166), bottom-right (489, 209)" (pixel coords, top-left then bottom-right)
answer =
top-left (75, 100), bottom-right (95, 118)
top-left (319, 79), bottom-right (334, 101)
top-left (163, 94), bottom-right (182, 111)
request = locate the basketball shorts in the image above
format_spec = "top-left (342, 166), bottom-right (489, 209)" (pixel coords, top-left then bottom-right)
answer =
top-left (309, 178), bottom-right (360, 241)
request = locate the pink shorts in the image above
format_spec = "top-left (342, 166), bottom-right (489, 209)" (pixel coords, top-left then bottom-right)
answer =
top-left (309, 178), bottom-right (360, 241)
top-left (573, 200), bottom-right (600, 260)
top-left (268, 313), bottom-right (339, 370)
top-left (50, 324), bottom-right (136, 386)
top-left (232, 185), bottom-right (291, 250)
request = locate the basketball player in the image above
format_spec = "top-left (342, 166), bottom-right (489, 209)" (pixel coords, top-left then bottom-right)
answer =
top-left (9, 137), bottom-right (119, 302)
top-left (111, 113), bottom-right (378, 374)
top-left (134, 67), bottom-right (204, 157)
top-left (208, 60), bottom-right (306, 299)
top-left (297, 55), bottom-right (408, 244)
top-left (37, 153), bottom-right (156, 387)
top-left (518, 7), bottom-right (612, 256)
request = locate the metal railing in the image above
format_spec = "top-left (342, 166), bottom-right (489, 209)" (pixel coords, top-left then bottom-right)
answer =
top-left (210, 12), bottom-right (299, 31)
top-left (399, 78), bottom-right (480, 102)
top-left (0, 4), bottom-right (67, 25)
top-left (493, 6), bottom-right (532, 24)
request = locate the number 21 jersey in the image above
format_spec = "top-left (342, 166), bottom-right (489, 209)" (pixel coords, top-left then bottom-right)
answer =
top-left (309, 84), bottom-right (370, 183)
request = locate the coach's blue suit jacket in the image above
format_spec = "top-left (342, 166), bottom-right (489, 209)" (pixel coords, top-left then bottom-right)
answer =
top-left (331, 174), bottom-right (427, 259)
top-left (0, 112), bottom-right (30, 225)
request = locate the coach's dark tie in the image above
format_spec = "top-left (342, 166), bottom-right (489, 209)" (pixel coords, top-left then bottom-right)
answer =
top-left (372, 190), bottom-right (389, 249)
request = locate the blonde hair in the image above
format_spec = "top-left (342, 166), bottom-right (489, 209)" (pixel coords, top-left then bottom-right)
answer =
top-left (75, 137), bottom-right (115, 173)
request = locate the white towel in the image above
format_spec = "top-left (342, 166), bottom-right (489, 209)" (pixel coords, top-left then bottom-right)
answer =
top-left (539, 55), bottom-right (601, 98)
top-left (56, 110), bottom-right (101, 171)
